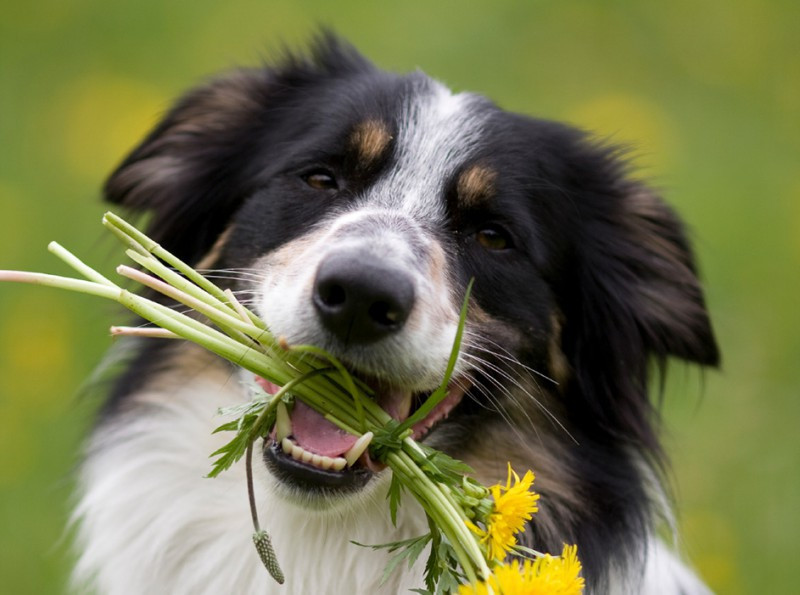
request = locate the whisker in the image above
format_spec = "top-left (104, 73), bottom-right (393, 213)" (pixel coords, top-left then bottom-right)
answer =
top-left (461, 340), bottom-right (577, 443)
top-left (461, 352), bottom-right (541, 431)
top-left (470, 336), bottom-right (558, 385)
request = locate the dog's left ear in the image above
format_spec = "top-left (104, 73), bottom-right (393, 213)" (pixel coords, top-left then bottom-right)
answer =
top-left (554, 138), bottom-right (719, 447)
top-left (582, 182), bottom-right (719, 366)
top-left (103, 69), bottom-right (272, 264)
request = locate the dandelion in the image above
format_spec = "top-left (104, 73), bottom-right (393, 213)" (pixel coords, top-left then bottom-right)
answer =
top-left (469, 463), bottom-right (539, 561)
top-left (458, 544), bottom-right (585, 595)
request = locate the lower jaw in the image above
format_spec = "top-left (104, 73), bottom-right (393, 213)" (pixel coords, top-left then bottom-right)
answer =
top-left (263, 439), bottom-right (374, 494)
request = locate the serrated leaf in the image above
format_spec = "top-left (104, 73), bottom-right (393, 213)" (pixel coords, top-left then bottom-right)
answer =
top-left (388, 473), bottom-right (403, 526)
top-left (423, 522), bottom-right (443, 592)
top-left (404, 534), bottom-right (431, 571)
top-left (350, 533), bottom-right (432, 586)
top-left (437, 568), bottom-right (459, 595)
top-left (211, 419), bottom-right (242, 433)
top-left (411, 444), bottom-right (474, 485)
top-left (208, 408), bottom-right (276, 477)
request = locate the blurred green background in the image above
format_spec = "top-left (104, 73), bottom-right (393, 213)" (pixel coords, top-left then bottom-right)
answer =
top-left (1, 1), bottom-right (797, 593)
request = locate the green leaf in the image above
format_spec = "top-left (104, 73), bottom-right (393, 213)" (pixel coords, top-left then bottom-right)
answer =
top-left (378, 534), bottom-right (431, 586)
top-left (351, 533), bottom-right (433, 585)
top-left (208, 407), bottom-right (275, 478)
top-left (387, 472), bottom-right (404, 526)
top-left (370, 419), bottom-right (407, 460)
top-left (396, 278), bottom-right (473, 435)
top-left (423, 521), bottom-right (443, 592)
top-left (410, 444), bottom-right (474, 484)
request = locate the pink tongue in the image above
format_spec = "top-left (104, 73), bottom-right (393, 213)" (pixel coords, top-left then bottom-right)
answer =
top-left (290, 400), bottom-right (359, 457)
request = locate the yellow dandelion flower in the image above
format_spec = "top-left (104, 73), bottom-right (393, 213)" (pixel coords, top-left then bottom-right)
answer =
top-left (469, 463), bottom-right (540, 561)
top-left (457, 544), bottom-right (585, 595)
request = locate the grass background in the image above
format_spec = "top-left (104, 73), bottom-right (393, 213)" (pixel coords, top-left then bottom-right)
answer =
top-left (0, 1), bottom-right (797, 592)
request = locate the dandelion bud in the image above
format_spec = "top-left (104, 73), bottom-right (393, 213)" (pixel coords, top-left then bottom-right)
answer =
top-left (462, 477), bottom-right (489, 499)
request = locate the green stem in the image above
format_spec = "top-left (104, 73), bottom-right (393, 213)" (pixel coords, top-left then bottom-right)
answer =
top-left (48, 242), bottom-right (118, 288)
top-left (123, 250), bottom-right (252, 333)
top-left (117, 264), bottom-right (264, 347)
top-left (0, 270), bottom-right (119, 300)
top-left (103, 212), bottom-right (267, 330)
top-left (386, 451), bottom-right (481, 584)
top-left (287, 344), bottom-right (367, 431)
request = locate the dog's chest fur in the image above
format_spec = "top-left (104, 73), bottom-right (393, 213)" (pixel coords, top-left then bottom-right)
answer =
top-left (74, 346), bottom-right (430, 594)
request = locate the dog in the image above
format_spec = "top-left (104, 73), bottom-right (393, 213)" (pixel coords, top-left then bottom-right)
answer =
top-left (72, 34), bottom-right (719, 594)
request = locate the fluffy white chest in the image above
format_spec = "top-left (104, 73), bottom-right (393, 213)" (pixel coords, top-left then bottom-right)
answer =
top-left (72, 358), bottom-right (428, 594)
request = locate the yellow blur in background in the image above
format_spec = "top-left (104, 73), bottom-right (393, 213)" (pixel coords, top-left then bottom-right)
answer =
top-left (1, 1), bottom-right (798, 593)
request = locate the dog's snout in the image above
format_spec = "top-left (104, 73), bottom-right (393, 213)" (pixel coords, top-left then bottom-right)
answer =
top-left (313, 251), bottom-right (415, 344)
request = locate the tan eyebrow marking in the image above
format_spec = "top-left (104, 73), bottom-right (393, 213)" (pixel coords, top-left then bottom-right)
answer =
top-left (349, 119), bottom-right (392, 166)
top-left (457, 164), bottom-right (497, 207)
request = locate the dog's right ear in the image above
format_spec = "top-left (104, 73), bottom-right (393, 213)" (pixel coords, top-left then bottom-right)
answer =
top-left (103, 69), bottom-right (273, 264)
top-left (104, 32), bottom-right (373, 265)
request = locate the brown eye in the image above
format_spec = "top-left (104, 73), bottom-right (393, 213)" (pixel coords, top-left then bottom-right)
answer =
top-left (303, 169), bottom-right (338, 191)
top-left (476, 226), bottom-right (511, 251)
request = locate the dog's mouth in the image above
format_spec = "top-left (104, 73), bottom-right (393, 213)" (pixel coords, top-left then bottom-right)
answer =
top-left (259, 374), bottom-right (469, 493)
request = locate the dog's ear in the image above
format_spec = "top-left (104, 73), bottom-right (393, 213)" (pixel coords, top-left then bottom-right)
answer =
top-left (556, 141), bottom-right (719, 449)
top-left (104, 33), bottom-right (372, 265)
top-left (103, 69), bottom-right (273, 264)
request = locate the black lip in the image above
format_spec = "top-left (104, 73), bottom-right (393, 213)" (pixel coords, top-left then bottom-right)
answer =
top-left (263, 440), bottom-right (373, 493)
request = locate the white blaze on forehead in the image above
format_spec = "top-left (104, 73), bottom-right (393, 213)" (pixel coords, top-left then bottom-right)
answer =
top-left (254, 80), bottom-right (486, 390)
top-left (370, 79), bottom-right (488, 220)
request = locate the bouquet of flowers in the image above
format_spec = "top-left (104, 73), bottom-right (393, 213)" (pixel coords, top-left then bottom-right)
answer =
top-left (0, 213), bottom-right (584, 594)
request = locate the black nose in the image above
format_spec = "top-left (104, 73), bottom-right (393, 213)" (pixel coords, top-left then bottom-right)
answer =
top-left (313, 251), bottom-right (416, 344)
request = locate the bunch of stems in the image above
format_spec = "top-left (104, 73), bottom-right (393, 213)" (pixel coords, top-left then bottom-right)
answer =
top-left (0, 212), bottom-right (491, 586)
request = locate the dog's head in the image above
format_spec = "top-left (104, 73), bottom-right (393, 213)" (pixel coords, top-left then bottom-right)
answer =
top-left (105, 35), bottom-right (718, 507)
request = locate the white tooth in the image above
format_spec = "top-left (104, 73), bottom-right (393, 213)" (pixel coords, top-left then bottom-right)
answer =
top-left (301, 449), bottom-right (313, 463)
top-left (311, 454), bottom-right (323, 467)
top-left (290, 444), bottom-right (304, 460)
top-left (399, 393), bottom-right (413, 420)
top-left (281, 438), bottom-right (293, 454)
top-left (275, 401), bottom-right (292, 441)
top-left (344, 431), bottom-right (374, 467)
top-left (319, 456), bottom-right (333, 470)
top-left (330, 457), bottom-right (347, 471)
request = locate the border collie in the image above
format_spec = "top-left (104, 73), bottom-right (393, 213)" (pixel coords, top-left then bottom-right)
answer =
top-left (72, 34), bottom-right (718, 594)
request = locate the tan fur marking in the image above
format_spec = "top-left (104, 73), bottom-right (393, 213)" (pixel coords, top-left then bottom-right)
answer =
top-left (547, 311), bottom-right (571, 388)
top-left (129, 342), bottom-right (232, 409)
top-left (195, 225), bottom-right (234, 269)
top-left (463, 415), bottom-right (581, 542)
top-left (457, 164), bottom-right (496, 207)
top-left (350, 120), bottom-right (392, 165)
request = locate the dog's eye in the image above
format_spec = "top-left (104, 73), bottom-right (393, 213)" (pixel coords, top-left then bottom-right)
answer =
top-left (475, 226), bottom-right (512, 251)
top-left (303, 169), bottom-right (339, 191)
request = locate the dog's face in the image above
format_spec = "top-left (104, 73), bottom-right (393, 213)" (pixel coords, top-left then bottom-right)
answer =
top-left (105, 38), bottom-right (718, 507)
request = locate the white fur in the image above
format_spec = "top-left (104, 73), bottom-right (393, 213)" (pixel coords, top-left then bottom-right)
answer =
top-left (73, 346), bottom-right (429, 594)
top-left (371, 79), bottom-right (487, 220)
